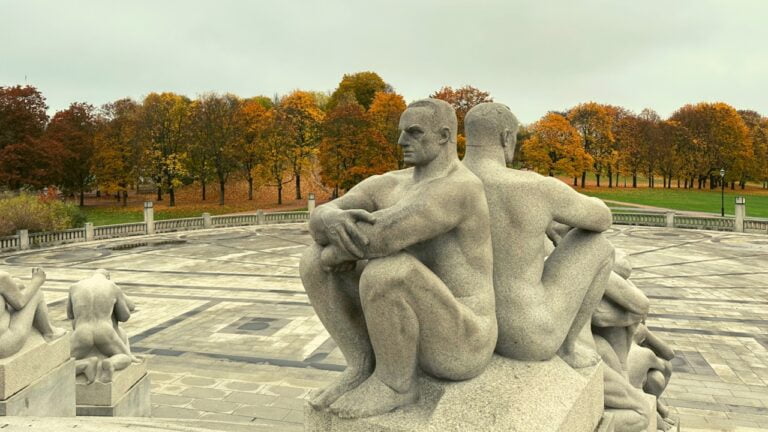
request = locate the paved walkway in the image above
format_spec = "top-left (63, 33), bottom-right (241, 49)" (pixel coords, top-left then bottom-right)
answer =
top-left (2, 224), bottom-right (768, 431)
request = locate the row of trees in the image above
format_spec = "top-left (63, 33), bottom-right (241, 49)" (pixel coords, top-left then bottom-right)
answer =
top-left (0, 73), bottom-right (412, 206)
top-left (520, 102), bottom-right (768, 190)
top-left (3, 74), bottom-right (767, 208)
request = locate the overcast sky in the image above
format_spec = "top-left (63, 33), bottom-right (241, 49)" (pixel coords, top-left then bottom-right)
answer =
top-left (1, 0), bottom-right (766, 124)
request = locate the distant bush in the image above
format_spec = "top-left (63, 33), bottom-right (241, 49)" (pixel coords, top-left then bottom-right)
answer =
top-left (0, 193), bottom-right (85, 237)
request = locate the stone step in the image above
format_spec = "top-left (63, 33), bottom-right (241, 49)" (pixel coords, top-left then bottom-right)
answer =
top-left (0, 416), bottom-right (301, 432)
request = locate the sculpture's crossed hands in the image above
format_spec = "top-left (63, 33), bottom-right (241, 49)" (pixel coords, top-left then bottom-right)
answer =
top-left (320, 209), bottom-right (376, 259)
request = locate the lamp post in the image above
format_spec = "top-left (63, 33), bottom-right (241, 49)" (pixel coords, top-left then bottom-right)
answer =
top-left (720, 168), bottom-right (725, 217)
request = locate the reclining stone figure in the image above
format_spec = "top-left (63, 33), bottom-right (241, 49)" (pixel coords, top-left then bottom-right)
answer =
top-left (67, 269), bottom-right (140, 384)
top-left (462, 102), bottom-right (614, 368)
top-left (0, 267), bottom-right (66, 358)
top-left (300, 98), bottom-right (497, 419)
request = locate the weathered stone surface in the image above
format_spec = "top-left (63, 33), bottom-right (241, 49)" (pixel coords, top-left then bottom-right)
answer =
top-left (76, 358), bottom-right (148, 406)
top-left (76, 373), bottom-right (151, 417)
top-left (305, 356), bottom-right (603, 432)
top-left (0, 358), bottom-right (75, 416)
top-left (0, 331), bottom-right (70, 400)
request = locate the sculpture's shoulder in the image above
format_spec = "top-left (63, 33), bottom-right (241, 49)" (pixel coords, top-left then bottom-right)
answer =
top-left (353, 168), bottom-right (412, 192)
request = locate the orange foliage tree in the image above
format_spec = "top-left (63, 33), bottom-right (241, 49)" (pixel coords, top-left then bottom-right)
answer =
top-left (430, 85), bottom-right (493, 158)
top-left (522, 112), bottom-right (592, 178)
top-left (92, 98), bottom-right (141, 205)
top-left (278, 91), bottom-right (324, 200)
top-left (567, 102), bottom-right (614, 187)
top-left (46, 103), bottom-right (98, 206)
top-left (368, 91), bottom-right (407, 169)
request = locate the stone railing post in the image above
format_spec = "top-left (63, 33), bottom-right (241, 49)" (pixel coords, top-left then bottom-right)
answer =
top-left (308, 192), bottom-right (316, 215)
top-left (202, 213), bottom-right (212, 229)
top-left (665, 212), bottom-right (675, 228)
top-left (84, 222), bottom-right (94, 241)
top-left (735, 196), bottom-right (746, 233)
top-left (256, 210), bottom-right (265, 225)
top-left (18, 229), bottom-right (29, 250)
top-left (143, 201), bottom-right (155, 235)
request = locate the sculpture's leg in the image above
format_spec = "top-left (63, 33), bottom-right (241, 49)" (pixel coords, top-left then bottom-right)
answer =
top-left (0, 290), bottom-right (47, 357)
top-left (299, 244), bottom-right (373, 409)
top-left (330, 252), bottom-right (495, 419)
top-left (596, 336), bottom-right (651, 432)
top-left (75, 357), bottom-right (100, 384)
top-left (32, 292), bottom-right (66, 341)
top-left (99, 354), bottom-right (132, 382)
top-left (542, 229), bottom-right (614, 368)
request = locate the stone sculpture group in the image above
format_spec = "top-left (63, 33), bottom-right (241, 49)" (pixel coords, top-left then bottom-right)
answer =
top-left (302, 99), bottom-right (675, 431)
top-left (0, 267), bottom-right (149, 417)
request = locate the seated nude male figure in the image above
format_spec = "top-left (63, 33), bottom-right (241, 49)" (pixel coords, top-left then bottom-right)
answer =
top-left (67, 269), bottom-right (139, 383)
top-left (0, 267), bottom-right (66, 358)
top-left (463, 103), bottom-right (614, 368)
top-left (301, 99), bottom-right (497, 418)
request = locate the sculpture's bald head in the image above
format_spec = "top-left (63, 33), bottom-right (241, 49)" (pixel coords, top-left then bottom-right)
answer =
top-left (398, 98), bottom-right (458, 165)
top-left (465, 103), bottom-right (520, 164)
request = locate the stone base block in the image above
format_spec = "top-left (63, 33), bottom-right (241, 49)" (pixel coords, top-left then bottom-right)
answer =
top-left (0, 332), bottom-right (70, 399)
top-left (305, 355), bottom-right (604, 432)
top-left (0, 358), bottom-right (75, 416)
top-left (76, 373), bottom-right (151, 417)
top-left (76, 359), bottom-right (148, 406)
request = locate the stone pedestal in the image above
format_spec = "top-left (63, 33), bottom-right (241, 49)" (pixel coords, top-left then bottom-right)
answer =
top-left (305, 355), bottom-right (604, 432)
top-left (76, 359), bottom-right (151, 417)
top-left (0, 333), bottom-right (75, 416)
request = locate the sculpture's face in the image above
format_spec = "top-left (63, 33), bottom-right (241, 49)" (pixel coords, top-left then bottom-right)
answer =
top-left (398, 108), bottom-right (445, 166)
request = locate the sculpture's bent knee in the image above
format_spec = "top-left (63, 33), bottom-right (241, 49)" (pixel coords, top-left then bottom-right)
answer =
top-left (299, 243), bottom-right (325, 290)
top-left (359, 253), bottom-right (418, 303)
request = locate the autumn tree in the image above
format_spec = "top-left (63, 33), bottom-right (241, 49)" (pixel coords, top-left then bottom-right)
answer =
top-left (738, 110), bottom-right (768, 188)
top-left (259, 106), bottom-right (293, 205)
top-left (46, 103), bottom-right (98, 206)
top-left (239, 98), bottom-right (272, 200)
top-left (319, 94), bottom-right (395, 196)
top-left (567, 102), bottom-right (614, 187)
top-left (0, 85), bottom-right (53, 189)
top-left (136, 92), bottom-right (191, 207)
top-left (522, 112), bottom-right (592, 178)
top-left (670, 102), bottom-right (750, 189)
top-left (328, 71), bottom-right (390, 110)
top-left (278, 91), bottom-right (324, 200)
top-left (92, 98), bottom-right (141, 206)
top-left (368, 91), bottom-right (407, 169)
top-left (430, 85), bottom-right (493, 158)
top-left (189, 93), bottom-right (243, 205)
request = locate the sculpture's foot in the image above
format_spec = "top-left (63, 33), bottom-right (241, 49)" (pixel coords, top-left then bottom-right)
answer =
top-left (329, 374), bottom-right (417, 419)
top-left (83, 357), bottom-right (100, 384)
top-left (309, 365), bottom-right (373, 410)
top-left (43, 326), bottom-right (68, 342)
top-left (659, 414), bottom-right (675, 431)
top-left (558, 342), bottom-right (601, 369)
top-left (30, 267), bottom-right (46, 285)
top-left (99, 358), bottom-right (116, 383)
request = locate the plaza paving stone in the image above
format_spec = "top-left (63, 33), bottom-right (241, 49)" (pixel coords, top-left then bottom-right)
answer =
top-left (1, 223), bottom-right (768, 431)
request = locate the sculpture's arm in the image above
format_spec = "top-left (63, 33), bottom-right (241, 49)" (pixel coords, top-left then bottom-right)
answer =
top-left (543, 178), bottom-right (612, 232)
top-left (357, 180), bottom-right (473, 258)
top-left (308, 175), bottom-right (380, 248)
top-left (114, 286), bottom-right (132, 322)
top-left (66, 292), bottom-right (75, 320)
top-left (604, 274), bottom-right (650, 317)
top-left (0, 273), bottom-right (41, 311)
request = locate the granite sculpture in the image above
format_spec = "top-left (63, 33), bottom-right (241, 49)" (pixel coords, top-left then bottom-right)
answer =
top-left (0, 267), bottom-right (74, 416)
top-left (68, 269), bottom-right (140, 383)
top-left (0, 267), bottom-right (66, 357)
top-left (301, 98), bottom-right (497, 419)
top-left (463, 102), bottom-right (676, 431)
top-left (67, 269), bottom-right (151, 416)
top-left (463, 103), bottom-right (614, 369)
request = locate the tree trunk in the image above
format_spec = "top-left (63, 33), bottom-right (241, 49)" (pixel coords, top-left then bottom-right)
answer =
top-left (730, 181), bottom-right (735, 190)
top-left (157, 187), bottom-right (163, 201)
top-left (96, 190), bottom-right (101, 198)
top-left (632, 174), bottom-right (637, 188)
top-left (573, 177), bottom-right (578, 186)
top-left (169, 187), bottom-right (175, 207)
top-left (201, 179), bottom-right (206, 201)
top-left (581, 171), bottom-right (586, 188)
top-left (596, 174), bottom-right (601, 187)
top-left (608, 169), bottom-right (613, 188)
top-left (247, 176), bottom-right (254, 200)
top-left (219, 180), bottom-right (225, 205)
top-left (122, 190), bottom-right (128, 207)
top-left (295, 172), bottom-right (302, 200)
top-left (79, 189), bottom-right (84, 207)
top-left (277, 183), bottom-right (283, 205)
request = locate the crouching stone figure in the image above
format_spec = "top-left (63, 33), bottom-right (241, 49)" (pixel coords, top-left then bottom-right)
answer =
top-left (300, 98), bottom-right (497, 419)
top-left (0, 267), bottom-right (67, 358)
top-left (68, 269), bottom-right (140, 383)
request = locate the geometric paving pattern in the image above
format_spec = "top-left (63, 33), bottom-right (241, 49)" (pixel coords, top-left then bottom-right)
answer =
top-left (1, 224), bottom-right (767, 431)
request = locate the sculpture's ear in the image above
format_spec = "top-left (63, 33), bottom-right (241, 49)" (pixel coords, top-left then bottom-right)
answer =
top-left (438, 126), bottom-right (451, 145)
top-left (502, 128), bottom-right (514, 148)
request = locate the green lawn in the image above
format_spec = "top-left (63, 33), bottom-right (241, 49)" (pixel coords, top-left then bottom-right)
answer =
top-left (81, 205), bottom-right (309, 226)
top-left (581, 188), bottom-right (768, 218)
